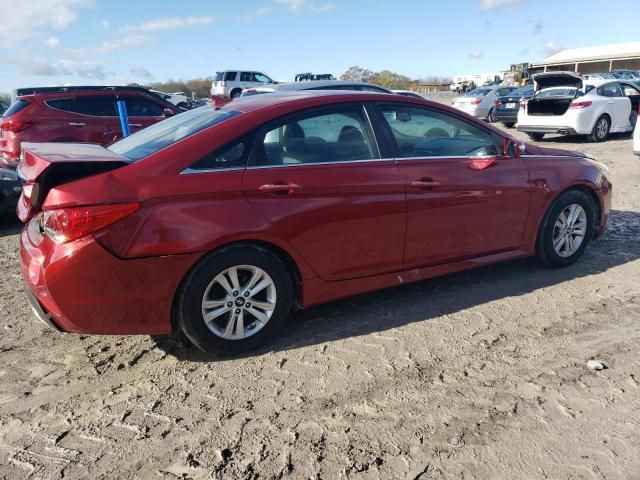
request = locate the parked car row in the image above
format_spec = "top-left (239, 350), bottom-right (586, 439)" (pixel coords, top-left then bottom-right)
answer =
top-left (0, 86), bottom-right (180, 168)
top-left (452, 71), bottom-right (640, 143)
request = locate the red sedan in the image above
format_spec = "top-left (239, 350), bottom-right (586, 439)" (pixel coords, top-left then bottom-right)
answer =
top-left (18, 91), bottom-right (612, 355)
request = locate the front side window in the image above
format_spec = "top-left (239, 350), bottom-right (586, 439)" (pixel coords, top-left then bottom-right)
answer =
top-left (123, 97), bottom-right (164, 117)
top-left (254, 73), bottom-right (271, 83)
top-left (380, 105), bottom-right (499, 158)
top-left (108, 107), bottom-right (242, 161)
top-left (255, 107), bottom-right (379, 166)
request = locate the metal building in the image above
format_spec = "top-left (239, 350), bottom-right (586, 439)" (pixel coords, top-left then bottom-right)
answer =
top-left (530, 42), bottom-right (640, 75)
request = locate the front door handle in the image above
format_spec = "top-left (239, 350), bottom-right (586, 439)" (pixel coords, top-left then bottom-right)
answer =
top-left (129, 123), bottom-right (143, 127)
top-left (607, 101), bottom-right (615, 104)
top-left (68, 122), bottom-right (86, 127)
top-left (258, 183), bottom-right (302, 194)
top-left (409, 179), bottom-right (441, 189)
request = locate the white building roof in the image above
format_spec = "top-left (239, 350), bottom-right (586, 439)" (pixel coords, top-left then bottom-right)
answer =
top-left (532, 42), bottom-right (640, 66)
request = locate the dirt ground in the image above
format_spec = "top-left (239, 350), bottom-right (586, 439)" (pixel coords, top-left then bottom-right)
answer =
top-left (1, 92), bottom-right (639, 479)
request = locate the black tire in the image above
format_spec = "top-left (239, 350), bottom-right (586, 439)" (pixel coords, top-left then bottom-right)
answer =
top-left (503, 122), bottom-right (516, 128)
top-left (176, 245), bottom-right (293, 355)
top-left (230, 89), bottom-right (242, 99)
top-left (486, 108), bottom-right (494, 122)
top-left (589, 115), bottom-right (610, 142)
top-left (535, 189), bottom-right (596, 268)
top-left (527, 132), bottom-right (545, 141)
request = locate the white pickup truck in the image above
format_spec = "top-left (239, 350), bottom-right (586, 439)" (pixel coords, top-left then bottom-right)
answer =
top-left (634, 121), bottom-right (640, 155)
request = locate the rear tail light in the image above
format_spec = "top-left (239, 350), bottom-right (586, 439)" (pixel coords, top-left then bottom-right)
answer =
top-left (0, 120), bottom-right (33, 133)
top-left (494, 100), bottom-right (502, 107)
top-left (41, 203), bottom-right (139, 244)
top-left (470, 99), bottom-right (482, 105)
top-left (569, 101), bottom-right (592, 109)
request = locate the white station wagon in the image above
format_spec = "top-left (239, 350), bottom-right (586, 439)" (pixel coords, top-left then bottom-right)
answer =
top-left (518, 72), bottom-right (640, 142)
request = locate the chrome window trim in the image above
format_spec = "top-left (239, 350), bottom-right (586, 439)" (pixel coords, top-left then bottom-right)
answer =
top-left (180, 166), bottom-right (246, 175)
top-left (180, 158), bottom-right (396, 174)
top-left (394, 155), bottom-right (497, 161)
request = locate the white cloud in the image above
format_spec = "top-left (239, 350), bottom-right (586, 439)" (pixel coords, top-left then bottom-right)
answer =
top-left (9, 57), bottom-right (108, 79)
top-left (543, 40), bottom-right (565, 56)
top-left (119, 16), bottom-right (216, 33)
top-left (468, 50), bottom-right (483, 60)
top-left (129, 66), bottom-right (153, 79)
top-left (274, 0), bottom-right (336, 13)
top-left (46, 36), bottom-right (60, 48)
top-left (0, 0), bottom-right (92, 47)
top-left (63, 34), bottom-right (152, 55)
top-left (238, 6), bottom-right (272, 21)
top-left (480, 0), bottom-right (526, 9)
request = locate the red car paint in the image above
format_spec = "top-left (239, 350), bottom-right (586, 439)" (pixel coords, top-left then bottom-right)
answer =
top-left (1, 87), bottom-right (179, 168)
top-left (19, 91), bottom-right (612, 335)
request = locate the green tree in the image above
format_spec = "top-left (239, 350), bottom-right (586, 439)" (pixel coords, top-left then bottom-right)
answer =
top-left (369, 70), bottom-right (413, 89)
top-left (340, 66), bottom-right (374, 83)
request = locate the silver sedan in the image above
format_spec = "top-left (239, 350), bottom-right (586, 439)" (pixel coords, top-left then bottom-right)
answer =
top-left (452, 85), bottom-right (517, 121)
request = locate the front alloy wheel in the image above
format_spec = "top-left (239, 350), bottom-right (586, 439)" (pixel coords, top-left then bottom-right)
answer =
top-left (552, 204), bottom-right (588, 258)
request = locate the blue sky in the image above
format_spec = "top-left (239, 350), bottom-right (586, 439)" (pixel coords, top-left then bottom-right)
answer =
top-left (0, 0), bottom-right (638, 93)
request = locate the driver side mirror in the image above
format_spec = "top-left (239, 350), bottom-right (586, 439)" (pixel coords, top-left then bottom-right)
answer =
top-left (503, 138), bottom-right (525, 157)
top-left (163, 108), bottom-right (175, 117)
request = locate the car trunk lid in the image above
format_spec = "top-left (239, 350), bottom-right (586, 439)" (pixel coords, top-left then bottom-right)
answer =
top-left (17, 142), bottom-right (129, 221)
top-left (533, 72), bottom-right (584, 92)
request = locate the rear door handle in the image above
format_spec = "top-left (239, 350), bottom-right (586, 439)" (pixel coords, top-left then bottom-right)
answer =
top-left (258, 183), bottom-right (302, 194)
top-left (68, 122), bottom-right (86, 127)
top-left (409, 179), bottom-right (441, 189)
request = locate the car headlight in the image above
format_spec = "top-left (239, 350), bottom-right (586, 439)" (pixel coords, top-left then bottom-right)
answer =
top-left (0, 169), bottom-right (19, 182)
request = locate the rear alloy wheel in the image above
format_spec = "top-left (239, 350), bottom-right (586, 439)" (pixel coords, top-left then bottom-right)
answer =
top-left (535, 190), bottom-right (595, 268)
top-left (589, 115), bottom-right (610, 142)
top-left (486, 108), bottom-right (495, 122)
top-left (503, 122), bottom-right (516, 128)
top-left (527, 132), bottom-right (545, 141)
top-left (230, 89), bottom-right (242, 99)
top-left (177, 247), bottom-right (293, 355)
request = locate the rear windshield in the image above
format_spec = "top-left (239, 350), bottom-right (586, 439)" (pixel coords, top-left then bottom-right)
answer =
top-left (214, 72), bottom-right (224, 82)
top-left (537, 87), bottom-right (578, 98)
top-left (108, 107), bottom-right (242, 161)
top-left (512, 86), bottom-right (534, 96)
top-left (465, 88), bottom-right (492, 97)
top-left (2, 99), bottom-right (30, 117)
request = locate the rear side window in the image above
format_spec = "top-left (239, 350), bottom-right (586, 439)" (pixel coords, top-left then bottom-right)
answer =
top-left (123, 97), bottom-right (164, 116)
top-left (224, 71), bottom-right (238, 81)
top-left (108, 107), bottom-right (242, 161)
top-left (255, 107), bottom-right (379, 167)
top-left (380, 105), bottom-right (498, 158)
top-left (3, 99), bottom-right (31, 117)
top-left (46, 96), bottom-right (117, 116)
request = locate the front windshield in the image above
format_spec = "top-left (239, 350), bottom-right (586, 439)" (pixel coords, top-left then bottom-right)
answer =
top-left (108, 107), bottom-right (242, 161)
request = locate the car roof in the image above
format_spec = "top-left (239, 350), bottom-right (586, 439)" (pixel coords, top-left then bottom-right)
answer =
top-left (264, 80), bottom-right (390, 91)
